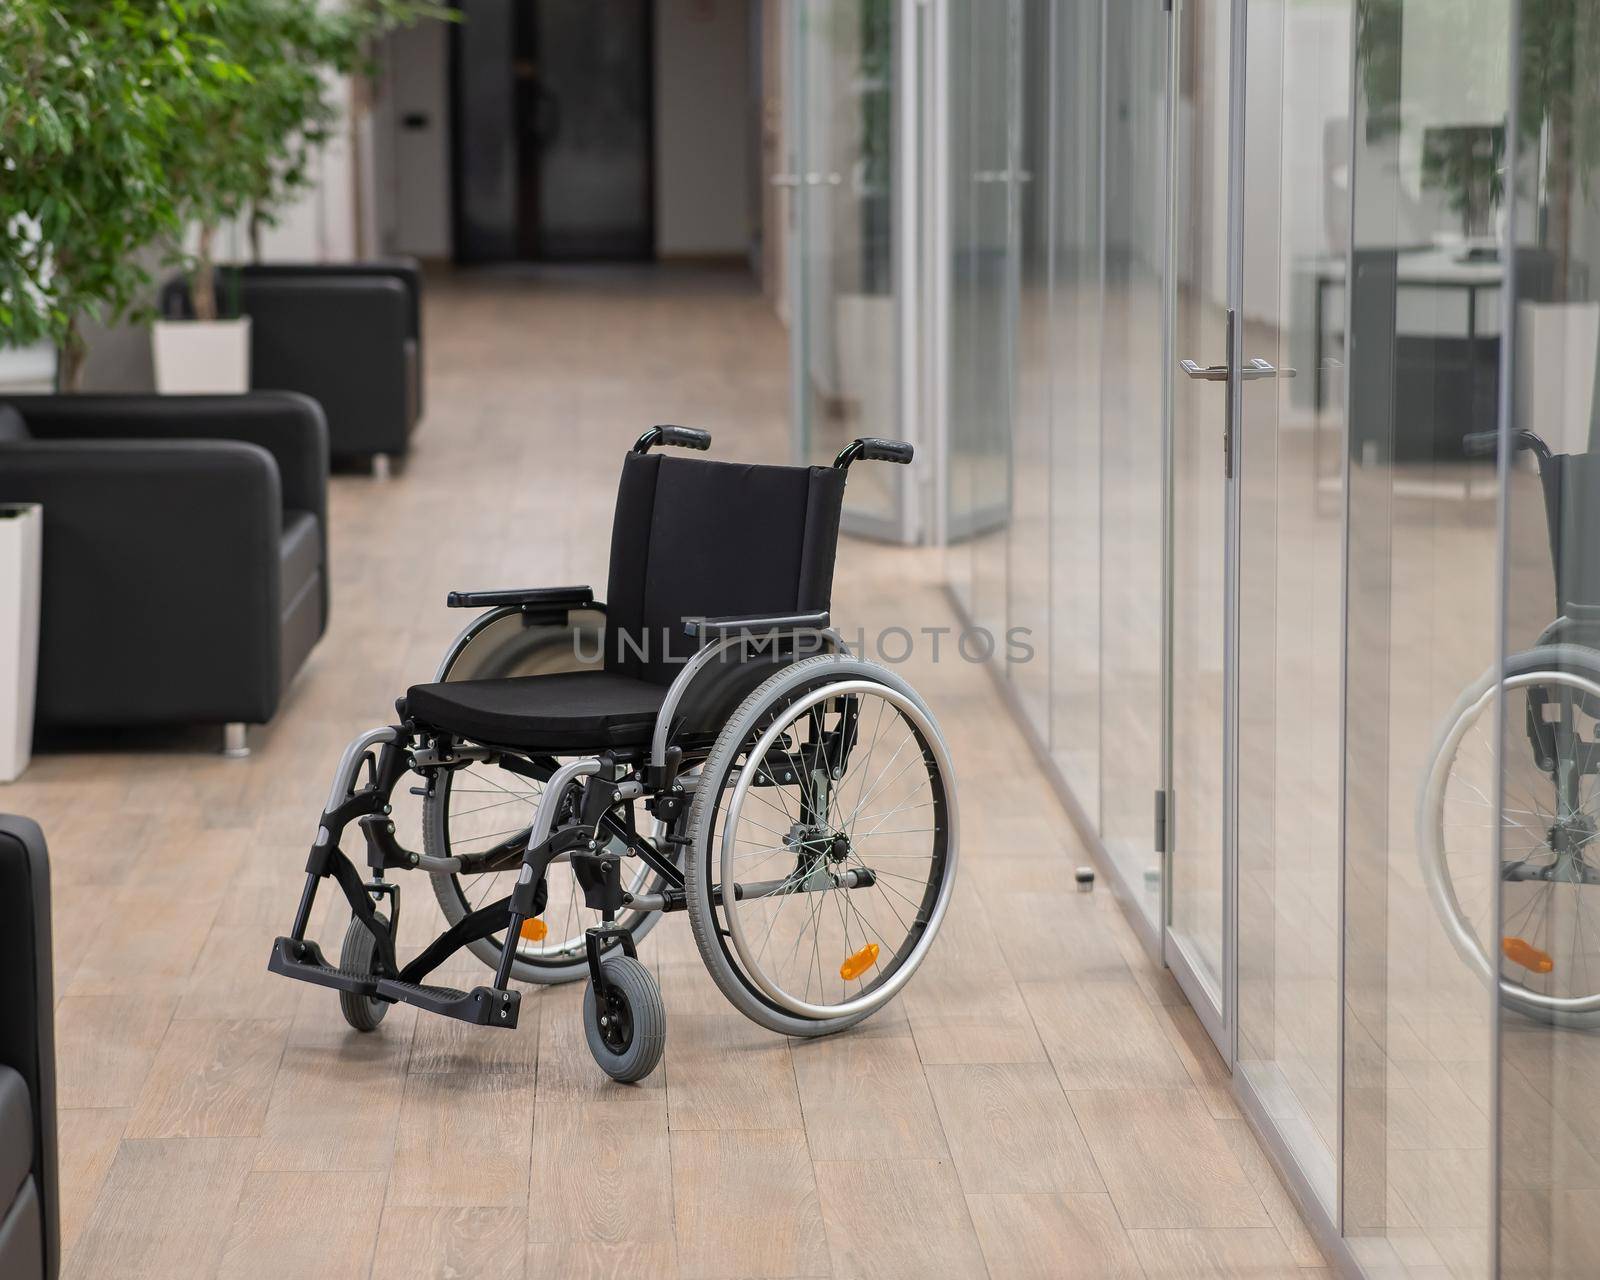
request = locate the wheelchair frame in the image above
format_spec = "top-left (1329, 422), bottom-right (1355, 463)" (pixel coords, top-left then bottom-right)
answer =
top-left (267, 429), bottom-right (946, 1056)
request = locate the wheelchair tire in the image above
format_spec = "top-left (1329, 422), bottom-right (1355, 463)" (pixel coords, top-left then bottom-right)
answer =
top-left (684, 654), bottom-right (958, 1038)
top-left (339, 912), bottom-right (390, 1033)
top-left (582, 955), bottom-right (666, 1083)
top-left (1419, 644), bottom-right (1600, 1029)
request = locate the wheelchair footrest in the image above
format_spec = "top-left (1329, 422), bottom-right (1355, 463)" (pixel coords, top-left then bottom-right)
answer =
top-left (373, 978), bottom-right (521, 1028)
top-left (269, 936), bottom-right (381, 996)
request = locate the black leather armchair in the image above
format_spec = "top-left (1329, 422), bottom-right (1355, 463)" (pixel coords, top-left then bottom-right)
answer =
top-left (0, 393), bottom-right (328, 750)
top-left (0, 816), bottom-right (56, 1280)
top-left (235, 260), bottom-right (424, 420)
top-left (163, 261), bottom-right (422, 469)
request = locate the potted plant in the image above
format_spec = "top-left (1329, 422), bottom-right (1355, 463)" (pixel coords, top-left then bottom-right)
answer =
top-left (0, 0), bottom-right (198, 390)
top-left (150, 0), bottom-right (447, 393)
top-left (152, 0), bottom-right (270, 393)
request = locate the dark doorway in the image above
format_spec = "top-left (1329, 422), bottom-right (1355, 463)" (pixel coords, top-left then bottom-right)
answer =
top-left (453, 0), bottom-right (655, 263)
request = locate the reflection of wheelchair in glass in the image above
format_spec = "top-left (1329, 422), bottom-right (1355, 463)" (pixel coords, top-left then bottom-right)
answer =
top-left (1421, 429), bottom-right (1600, 1028)
top-left (268, 428), bottom-right (958, 1080)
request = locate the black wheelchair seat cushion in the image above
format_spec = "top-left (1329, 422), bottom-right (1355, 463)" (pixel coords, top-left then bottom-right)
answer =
top-left (404, 670), bottom-right (669, 750)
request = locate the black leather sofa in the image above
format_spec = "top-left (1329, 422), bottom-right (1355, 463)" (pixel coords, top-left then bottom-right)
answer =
top-left (0, 393), bottom-right (328, 752)
top-left (0, 816), bottom-right (56, 1280)
top-left (162, 260), bottom-right (423, 471)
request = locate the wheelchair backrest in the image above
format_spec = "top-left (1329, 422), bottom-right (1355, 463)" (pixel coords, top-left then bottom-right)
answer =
top-left (1540, 450), bottom-right (1600, 616)
top-left (604, 451), bottom-right (846, 685)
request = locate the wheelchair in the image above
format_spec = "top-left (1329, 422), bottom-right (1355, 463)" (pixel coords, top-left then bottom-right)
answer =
top-left (269, 427), bottom-right (958, 1080)
top-left (1420, 428), bottom-right (1600, 1028)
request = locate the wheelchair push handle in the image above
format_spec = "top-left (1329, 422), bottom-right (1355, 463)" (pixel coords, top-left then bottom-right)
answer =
top-left (633, 424), bottom-right (712, 454)
top-left (1463, 429), bottom-right (1552, 463)
top-left (834, 437), bottom-right (915, 470)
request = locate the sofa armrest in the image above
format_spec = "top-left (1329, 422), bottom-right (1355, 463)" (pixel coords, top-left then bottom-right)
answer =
top-left (3, 392), bottom-right (329, 523)
top-left (234, 259), bottom-right (422, 343)
top-left (0, 441), bottom-right (286, 725)
top-left (0, 816), bottom-right (56, 1280)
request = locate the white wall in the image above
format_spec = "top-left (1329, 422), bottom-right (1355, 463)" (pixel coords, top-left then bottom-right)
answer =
top-left (374, 21), bottom-right (453, 259)
top-left (654, 0), bottom-right (754, 258)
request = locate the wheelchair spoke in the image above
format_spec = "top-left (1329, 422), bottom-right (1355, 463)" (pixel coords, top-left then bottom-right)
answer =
top-left (711, 682), bottom-right (950, 1017)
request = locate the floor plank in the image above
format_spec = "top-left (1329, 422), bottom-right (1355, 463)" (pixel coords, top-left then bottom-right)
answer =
top-left (814, 1157), bottom-right (987, 1280)
top-left (54, 995), bottom-right (175, 1109)
top-left (791, 1029), bottom-right (949, 1162)
top-left (388, 1071), bottom-right (537, 1208)
top-left (54, 1107), bottom-right (130, 1259)
top-left (664, 1011), bottom-right (804, 1132)
top-left (1070, 1088), bottom-right (1272, 1230)
top-left (670, 1128), bottom-right (830, 1279)
top-left (1128, 1225), bottom-right (1305, 1278)
top-left (966, 1192), bottom-right (1145, 1279)
top-left (925, 1062), bottom-right (1103, 1195)
top-left (66, 1137), bottom-right (256, 1279)
top-left (371, 1207), bottom-right (527, 1280)
top-left (1021, 980), bottom-right (1192, 1091)
top-left (523, 1241), bottom-right (680, 1279)
top-left (526, 1100), bottom-right (673, 1245)
top-left (216, 1170), bottom-right (387, 1278)
top-left (126, 1017), bottom-right (290, 1139)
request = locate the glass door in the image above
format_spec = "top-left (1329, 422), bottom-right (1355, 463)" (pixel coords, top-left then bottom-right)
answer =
top-left (1231, 0), bottom-right (1351, 1215)
top-left (944, 0), bottom-right (1018, 633)
top-left (789, 0), bottom-right (914, 541)
top-left (1165, 0), bottom-right (1237, 1049)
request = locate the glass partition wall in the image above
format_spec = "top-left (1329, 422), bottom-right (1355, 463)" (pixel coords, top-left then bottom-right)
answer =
top-left (943, 0), bottom-right (1166, 938)
top-left (1497, 2), bottom-right (1600, 1275)
top-left (939, 0), bottom-right (1600, 1274)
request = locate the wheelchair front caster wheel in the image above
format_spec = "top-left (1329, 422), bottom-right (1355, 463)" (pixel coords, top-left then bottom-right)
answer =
top-left (339, 912), bottom-right (389, 1033)
top-left (582, 955), bottom-right (665, 1083)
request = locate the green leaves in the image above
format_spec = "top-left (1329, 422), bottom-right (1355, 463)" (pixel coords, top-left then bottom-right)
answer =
top-left (0, 0), bottom-right (449, 370)
top-left (1, 0), bottom-right (192, 364)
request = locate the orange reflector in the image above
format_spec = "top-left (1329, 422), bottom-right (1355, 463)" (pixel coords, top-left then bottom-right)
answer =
top-left (839, 943), bottom-right (879, 981)
top-left (1503, 936), bottom-right (1554, 974)
top-left (520, 918), bottom-right (548, 942)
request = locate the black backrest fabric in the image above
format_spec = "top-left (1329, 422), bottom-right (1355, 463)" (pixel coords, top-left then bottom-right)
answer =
top-left (1542, 450), bottom-right (1600, 614)
top-left (0, 816), bottom-right (56, 1280)
top-left (0, 406), bottom-right (31, 443)
top-left (605, 452), bottom-right (846, 685)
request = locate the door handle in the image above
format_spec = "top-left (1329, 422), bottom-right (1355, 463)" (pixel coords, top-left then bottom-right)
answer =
top-left (1179, 359), bottom-right (1230, 382)
top-left (804, 172), bottom-right (843, 187)
top-left (770, 173), bottom-right (801, 188)
top-left (1242, 357), bottom-right (1298, 380)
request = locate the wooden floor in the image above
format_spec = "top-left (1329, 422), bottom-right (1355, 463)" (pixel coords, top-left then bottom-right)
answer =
top-left (15, 266), bottom-right (1328, 1279)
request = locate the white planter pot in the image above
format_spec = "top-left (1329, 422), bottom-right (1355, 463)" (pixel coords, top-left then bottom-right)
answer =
top-left (152, 316), bottom-right (251, 394)
top-left (0, 503), bottom-right (42, 783)
top-left (1517, 301), bottom-right (1600, 458)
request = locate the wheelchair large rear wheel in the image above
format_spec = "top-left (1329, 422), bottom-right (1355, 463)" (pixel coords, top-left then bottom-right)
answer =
top-left (685, 654), bottom-right (958, 1037)
top-left (424, 761), bottom-right (667, 985)
top-left (1420, 645), bottom-right (1600, 1028)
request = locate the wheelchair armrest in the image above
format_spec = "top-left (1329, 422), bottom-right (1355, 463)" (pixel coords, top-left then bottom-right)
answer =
top-left (446, 586), bottom-right (595, 610)
top-left (683, 611), bottom-right (831, 641)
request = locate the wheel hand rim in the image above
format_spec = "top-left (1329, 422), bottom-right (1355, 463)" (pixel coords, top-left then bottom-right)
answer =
top-left (719, 679), bottom-right (957, 1020)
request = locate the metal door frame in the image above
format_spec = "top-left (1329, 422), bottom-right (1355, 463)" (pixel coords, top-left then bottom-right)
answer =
top-left (1159, 0), bottom-right (1245, 1064)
